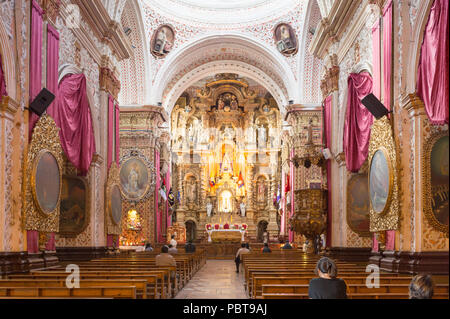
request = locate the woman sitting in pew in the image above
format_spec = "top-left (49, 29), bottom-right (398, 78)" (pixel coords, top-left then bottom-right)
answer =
top-left (308, 257), bottom-right (347, 299)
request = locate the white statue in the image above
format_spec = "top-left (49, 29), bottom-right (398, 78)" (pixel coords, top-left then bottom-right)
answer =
top-left (258, 125), bottom-right (266, 148)
top-left (240, 202), bottom-right (246, 217)
top-left (186, 179), bottom-right (197, 203)
top-left (206, 200), bottom-right (213, 217)
top-left (127, 165), bottom-right (139, 195)
top-left (247, 125), bottom-right (255, 144)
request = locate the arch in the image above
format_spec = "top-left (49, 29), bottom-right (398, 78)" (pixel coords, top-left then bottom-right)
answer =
top-left (405, 0), bottom-right (435, 94)
top-left (185, 220), bottom-right (197, 241)
top-left (0, 19), bottom-right (17, 101)
top-left (150, 33), bottom-right (299, 114)
top-left (256, 219), bottom-right (269, 242)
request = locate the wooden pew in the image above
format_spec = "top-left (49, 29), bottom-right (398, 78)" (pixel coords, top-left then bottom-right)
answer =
top-left (0, 286), bottom-right (136, 299)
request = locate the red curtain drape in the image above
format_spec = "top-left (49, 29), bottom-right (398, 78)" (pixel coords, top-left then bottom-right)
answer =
top-left (27, 230), bottom-right (39, 254)
top-left (0, 53), bottom-right (7, 97)
top-left (29, 0), bottom-right (44, 138)
top-left (416, 0), bottom-right (449, 125)
top-left (372, 20), bottom-right (381, 99)
top-left (46, 24), bottom-right (59, 111)
top-left (289, 149), bottom-right (294, 243)
top-left (343, 72), bottom-right (374, 173)
top-left (324, 95), bottom-right (332, 247)
top-left (115, 103), bottom-right (120, 164)
top-left (383, 0), bottom-right (392, 111)
top-left (107, 95), bottom-right (114, 169)
top-left (47, 74), bottom-right (96, 175)
top-left (44, 233), bottom-right (56, 251)
top-left (155, 150), bottom-right (162, 243)
top-left (166, 169), bottom-right (171, 228)
top-left (385, 230), bottom-right (395, 250)
top-left (107, 234), bottom-right (119, 248)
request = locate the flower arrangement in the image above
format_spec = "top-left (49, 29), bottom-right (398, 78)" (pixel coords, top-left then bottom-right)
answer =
top-left (224, 223), bottom-right (230, 229)
top-left (205, 224), bottom-right (212, 231)
top-left (240, 223), bottom-right (248, 231)
top-left (214, 223), bottom-right (220, 230)
top-left (233, 224), bottom-right (239, 230)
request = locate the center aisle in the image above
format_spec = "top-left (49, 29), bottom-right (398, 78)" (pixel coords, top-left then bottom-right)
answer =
top-left (175, 260), bottom-right (248, 299)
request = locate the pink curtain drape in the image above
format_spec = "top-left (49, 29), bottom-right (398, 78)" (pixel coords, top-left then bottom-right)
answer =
top-left (385, 230), bottom-right (395, 250)
top-left (107, 95), bottom-right (114, 168)
top-left (0, 53), bottom-right (7, 97)
top-left (29, 0), bottom-right (44, 138)
top-left (115, 103), bottom-right (120, 164)
top-left (372, 233), bottom-right (379, 252)
top-left (289, 149), bottom-right (294, 243)
top-left (47, 74), bottom-right (96, 175)
top-left (372, 20), bottom-right (381, 99)
top-left (416, 0), bottom-right (449, 125)
top-left (27, 230), bottom-right (39, 254)
top-left (166, 169), bottom-right (171, 228)
top-left (324, 95), bottom-right (332, 247)
top-left (107, 234), bottom-right (119, 248)
top-left (47, 24), bottom-right (59, 110)
top-left (383, 1), bottom-right (392, 111)
top-left (45, 233), bottom-right (55, 251)
top-left (155, 150), bottom-right (162, 243)
top-left (343, 72), bottom-right (374, 173)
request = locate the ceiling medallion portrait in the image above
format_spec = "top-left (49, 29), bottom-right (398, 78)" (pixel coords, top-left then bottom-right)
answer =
top-left (273, 23), bottom-right (298, 56)
top-left (151, 24), bottom-right (175, 58)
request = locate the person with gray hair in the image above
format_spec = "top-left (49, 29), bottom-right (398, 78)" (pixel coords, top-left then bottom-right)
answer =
top-left (409, 274), bottom-right (434, 299)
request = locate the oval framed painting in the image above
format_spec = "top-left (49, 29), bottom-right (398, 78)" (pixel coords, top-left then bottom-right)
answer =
top-left (59, 176), bottom-right (89, 236)
top-left (273, 23), bottom-right (298, 56)
top-left (110, 184), bottom-right (123, 225)
top-left (423, 133), bottom-right (449, 235)
top-left (119, 157), bottom-right (151, 201)
top-left (347, 174), bottom-right (370, 237)
top-left (31, 150), bottom-right (62, 215)
top-left (369, 147), bottom-right (394, 215)
top-left (150, 24), bottom-right (175, 58)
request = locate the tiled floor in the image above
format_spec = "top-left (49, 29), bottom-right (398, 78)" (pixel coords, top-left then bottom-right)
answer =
top-left (175, 260), bottom-right (248, 299)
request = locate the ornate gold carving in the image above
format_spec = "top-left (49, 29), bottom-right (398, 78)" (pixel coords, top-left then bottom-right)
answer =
top-left (368, 116), bottom-right (399, 232)
top-left (100, 67), bottom-right (121, 100)
top-left (42, 0), bottom-right (61, 24)
top-left (320, 60), bottom-right (339, 97)
top-left (24, 115), bottom-right (64, 232)
top-left (422, 131), bottom-right (449, 236)
top-left (106, 162), bottom-right (122, 235)
top-left (290, 189), bottom-right (327, 239)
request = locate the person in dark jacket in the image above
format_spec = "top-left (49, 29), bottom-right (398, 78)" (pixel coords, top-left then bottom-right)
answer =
top-left (184, 240), bottom-right (196, 253)
top-left (261, 243), bottom-right (272, 253)
top-left (308, 257), bottom-right (347, 299)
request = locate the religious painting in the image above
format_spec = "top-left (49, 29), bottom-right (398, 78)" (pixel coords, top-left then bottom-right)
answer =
top-left (217, 93), bottom-right (239, 111)
top-left (32, 150), bottom-right (62, 215)
top-left (273, 23), bottom-right (298, 56)
top-left (423, 134), bottom-right (449, 234)
top-left (59, 176), bottom-right (88, 236)
top-left (150, 25), bottom-right (175, 58)
top-left (256, 176), bottom-right (267, 206)
top-left (120, 157), bottom-right (149, 200)
top-left (111, 185), bottom-right (122, 225)
top-left (347, 174), bottom-right (370, 236)
top-left (369, 148), bottom-right (393, 215)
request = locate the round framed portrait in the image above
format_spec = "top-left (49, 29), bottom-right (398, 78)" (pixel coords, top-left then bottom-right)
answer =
top-left (119, 157), bottom-right (150, 201)
top-left (369, 148), bottom-right (393, 215)
top-left (110, 185), bottom-right (123, 225)
top-left (150, 24), bottom-right (175, 58)
top-left (273, 23), bottom-right (298, 56)
top-left (32, 150), bottom-right (62, 215)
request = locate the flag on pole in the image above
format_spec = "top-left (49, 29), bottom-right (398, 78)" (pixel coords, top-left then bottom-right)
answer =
top-left (159, 178), bottom-right (167, 201)
top-left (209, 177), bottom-right (215, 188)
top-left (168, 188), bottom-right (175, 206)
top-left (177, 191), bottom-right (181, 204)
top-left (276, 186), bottom-right (281, 204)
top-left (285, 174), bottom-right (291, 193)
top-left (237, 171), bottom-right (244, 188)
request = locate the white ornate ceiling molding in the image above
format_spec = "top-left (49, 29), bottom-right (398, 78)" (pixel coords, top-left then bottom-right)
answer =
top-left (150, 33), bottom-right (298, 112)
top-left (309, 0), bottom-right (363, 59)
top-left (69, 0), bottom-right (133, 61)
top-left (101, 0), bottom-right (127, 23)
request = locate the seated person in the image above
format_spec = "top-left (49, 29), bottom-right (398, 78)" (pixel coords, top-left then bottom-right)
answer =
top-left (170, 235), bottom-right (177, 248)
top-left (144, 243), bottom-right (153, 252)
top-left (308, 257), bottom-right (347, 299)
top-left (261, 243), bottom-right (272, 253)
top-left (280, 240), bottom-right (293, 249)
top-left (235, 243), bottom-right (250, 273)
top-left (168, 244), bottom-right (178, 254)
top-left (409, 274), bottom-right (434, 299)
top-left (184, 240), bottom-right (196, 253)
top-left (155, 245), bottom-right (177, 280)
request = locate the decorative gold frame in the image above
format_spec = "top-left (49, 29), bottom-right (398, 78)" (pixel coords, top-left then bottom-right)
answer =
top-left (367, 116), bottom-right (399, 232)
top-left (24, 114), bottom-right (64, 233)
top-left (346, 173), bottom-right (371, 237)
top-left (119, 150), bottom-right (155, 202)
top-left (30, 149), bottom-right (63, 216)
top-left (422, 131), bottom-right (449, 236)
top-left (368, 147), bottom-right (394, 216)
top-left (58, 175), bottom-right (90, 237)
top-left (106, 162), bottom-right (122, 235)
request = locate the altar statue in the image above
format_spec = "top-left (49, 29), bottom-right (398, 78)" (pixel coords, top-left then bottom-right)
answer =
top-left (258, 125), bottom-right (266, 148)
top-left (222, 150), bottom-right (233, 174)
top-left (206, 199), bottom-right (213, 217)
top-left (257, 180), bottom-right (266, 203)
top-left (186, 179), bottom-right (197, 203)
top-left (240, 202), bottom-right (246, 217)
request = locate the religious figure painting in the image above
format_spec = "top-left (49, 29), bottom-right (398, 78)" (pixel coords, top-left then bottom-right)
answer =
top-left (347, 174), bottom-right (370, 236)
top-left (151, 25), bottom-right (175, 58)
top-left (369, 149), bottom-right (392, 214)
top-left (274, 23), bottom-right (298, 56)
top-left (59, 176), bottom-right (88, 236)
top-left (111, 185), bottom-right (123, 225)
top-left (33, 151), bottom-right (61, 214)
top-left (430, 136), bottom-right (449, 226)
top-left (120, 158), bottom-right (149, 200)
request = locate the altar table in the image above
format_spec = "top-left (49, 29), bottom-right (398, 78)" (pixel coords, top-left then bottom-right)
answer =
top-left (207, 229), bottom-right (245, 243)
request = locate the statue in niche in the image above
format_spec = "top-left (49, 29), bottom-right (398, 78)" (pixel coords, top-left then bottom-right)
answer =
top-left (256, 178), bottom-right (266, 203)
top-left (218, 97), bottom-right (225, 110)
top-left (247, 124), bottom-right (256, 144)
top-left (206, 198), bottom-right (213, 217)
top-left (240, 202), bottom-right (246, 217)
top-left (186, 177), bottom-right (197, 204)
top-left (231, 95), bottom-right (238, 110)
top-left (221, 149), bottom-right (233, 175)
top-left (258, 125), bottom-right (267, 148)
